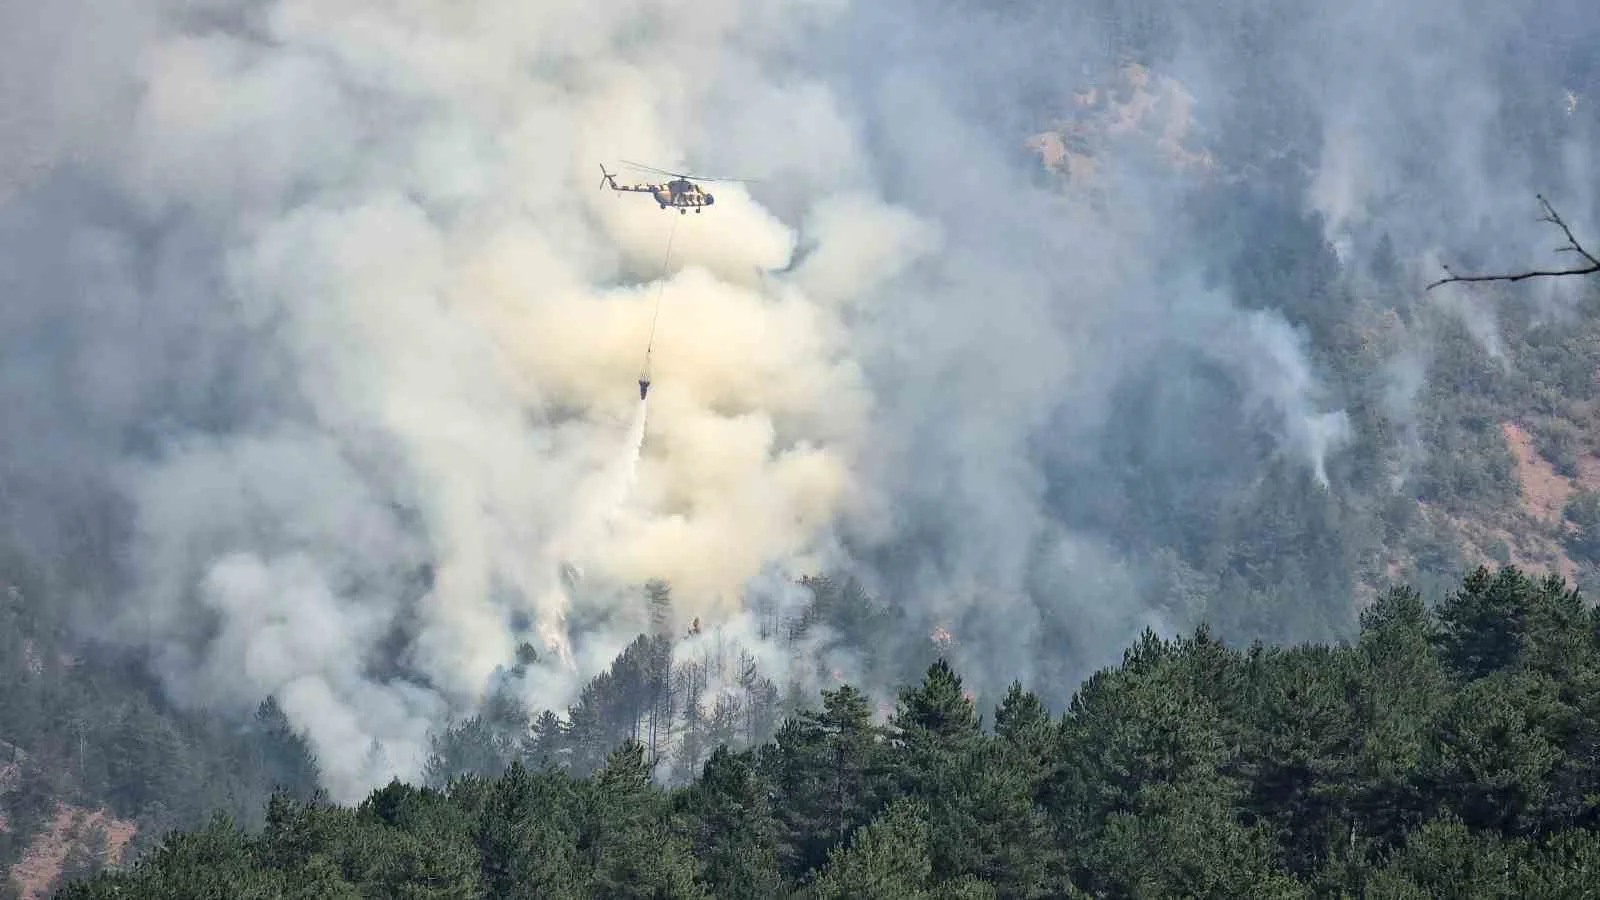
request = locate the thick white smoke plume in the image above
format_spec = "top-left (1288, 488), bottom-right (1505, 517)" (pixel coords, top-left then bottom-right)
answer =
top-left (21, 0), bottom-right (885, 796)
top-left (3, 0), bottom-right (1590, 800)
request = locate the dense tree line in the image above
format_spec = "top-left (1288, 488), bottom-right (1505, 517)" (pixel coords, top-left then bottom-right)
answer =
top-left (56, 565), bottom-right (1600, 897)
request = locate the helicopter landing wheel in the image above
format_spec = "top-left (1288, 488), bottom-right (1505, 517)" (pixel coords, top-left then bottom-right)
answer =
top-left (679, 208), bottom-right (687, 215)
top-left (694, 208), bottom-right (701, 214)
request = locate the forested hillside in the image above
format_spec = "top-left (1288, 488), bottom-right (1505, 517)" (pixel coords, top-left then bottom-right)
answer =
top-left (56, 566), bottom-right (1600, 897)
top-left (0, 546), bottom-right (322, 899)
top-left (5, 0), bottom-right (1600, 895)
top-left (10, 82), bottom-right (1600, 900)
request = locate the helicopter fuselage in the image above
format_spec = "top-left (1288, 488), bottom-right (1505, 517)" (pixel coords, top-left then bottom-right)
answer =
top-left (601, 167), bottom-right (716, 213)
top-left (650, 180), bottom-right (715, 213)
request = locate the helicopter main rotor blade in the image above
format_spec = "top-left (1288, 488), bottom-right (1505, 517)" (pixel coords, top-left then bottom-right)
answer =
top-left (618, 160), bottom-right (685, 179)
top-left (618, 159), bottom-right (760, 184)
top-left (681, 173), bottom-right (760, 184)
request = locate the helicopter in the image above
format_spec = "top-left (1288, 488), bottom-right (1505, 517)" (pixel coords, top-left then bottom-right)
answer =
top-left (598, 160), bottom-right (752, 214)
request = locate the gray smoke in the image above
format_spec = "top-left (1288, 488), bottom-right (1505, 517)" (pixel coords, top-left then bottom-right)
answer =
top-left (1, 0), bottom-right (1594, 798)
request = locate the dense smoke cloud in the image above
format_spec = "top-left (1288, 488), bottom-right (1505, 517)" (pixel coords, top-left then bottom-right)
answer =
top-left (1, 0), bottom-right (1593, 798)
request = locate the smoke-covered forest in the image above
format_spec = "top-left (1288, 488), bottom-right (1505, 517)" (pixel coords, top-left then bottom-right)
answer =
top-left (53, 568), bottom-right (1600, 896)
top-left (3, 0), bottom-right (1600, 894)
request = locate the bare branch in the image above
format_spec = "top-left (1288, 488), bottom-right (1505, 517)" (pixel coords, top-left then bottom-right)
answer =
top-left (1426, 193), bottom-right (1600, 290)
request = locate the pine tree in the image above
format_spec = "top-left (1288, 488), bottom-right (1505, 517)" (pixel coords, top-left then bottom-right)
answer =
top-left (1352, 585), bottom-right (1447, 850)
top-left (891, 659), bottom-right (980, 747)
top-left (1432, 566), bottom-right (1552, 681)
top-left (584, 739), bottom-right (710, 899)
top-left (252, 696), bottom-right (321, 799)
top-left (471, 762), bottom-right (585, 899)
top-left (762, 684), bottom-right (890, 877)
top-left (805, 799), bottom-right (937, 899)
top-left (674, 746), bottom-right (786, 899)
top-left (648, 579), bottom-right (674, 635)
top-left (525, 710), bottom-right (569, 769)
top-left (993, 681), bottom-right (1053, 764)
top-left (804, 799), bottom-right (1001, 899)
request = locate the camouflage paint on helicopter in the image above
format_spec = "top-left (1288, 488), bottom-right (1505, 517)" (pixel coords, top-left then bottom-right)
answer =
top-left (597, 160), bottom-right (753, 214)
